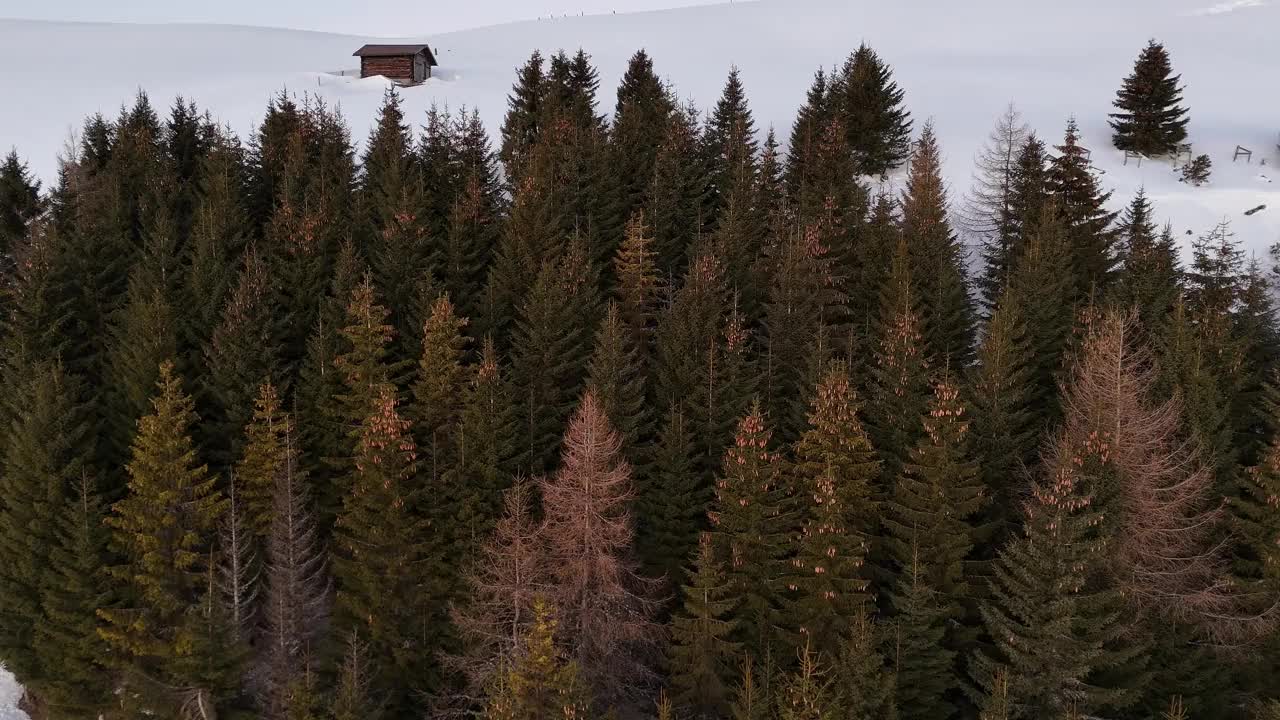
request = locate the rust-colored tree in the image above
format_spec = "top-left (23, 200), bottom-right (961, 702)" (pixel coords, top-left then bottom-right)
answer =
top-left (538, 390), bottom-right (662, 706)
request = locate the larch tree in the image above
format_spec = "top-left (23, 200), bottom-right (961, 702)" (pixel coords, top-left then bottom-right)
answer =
top-left (538, 390), bottom-right (661, 706)
top-left (966, 104), bottom-right (1031, 312)
top-left (449, 478), bottom-right (547, 707)
top-left (1109, 40), bottom-right (1190, 156)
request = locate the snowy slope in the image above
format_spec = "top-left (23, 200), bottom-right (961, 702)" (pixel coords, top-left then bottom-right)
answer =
top-left (1, 0), bottom-right (1278, 256)
top-left (0, 665), bottom-right (28, 720)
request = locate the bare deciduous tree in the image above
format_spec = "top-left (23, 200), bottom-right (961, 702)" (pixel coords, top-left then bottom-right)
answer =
top-left (538, 390), bottom-right (663, 705)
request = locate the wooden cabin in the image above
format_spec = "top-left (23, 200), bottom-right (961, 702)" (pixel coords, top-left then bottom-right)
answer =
top-left (353, 44), bottom-right (438, 84)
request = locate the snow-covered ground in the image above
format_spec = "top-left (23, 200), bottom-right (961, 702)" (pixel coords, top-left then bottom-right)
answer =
top-left (0, 665), bottom-right (28, 720)
top-left (1, 0), bottom-right (1278, 256)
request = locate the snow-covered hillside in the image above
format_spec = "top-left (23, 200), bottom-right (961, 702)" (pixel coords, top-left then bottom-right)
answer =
top-left (1, 0), bottom-right (1278, 255)
top-left (0, 665), bottom-right (27, 720)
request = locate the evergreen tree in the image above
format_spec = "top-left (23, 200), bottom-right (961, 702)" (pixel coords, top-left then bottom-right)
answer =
top-left (967, 287), bottom-right (1037, 547)
top-left (332, 385), bottom-right (430, 710)
top-left (645, 104), bottom-right (712, 279)
top-left (587, 301), bottom-right (649, 459)
top-left (452, 338), bottom-right (520, 546)
top-left (866, 238), bottom-right (931, 478)
top-left (883, 377), bottom-right (984, 612)
top-left (509, 246), bottom-right (599, 475)
top-left (785, 364), bottom-right (880, 653)
top-left (712, 405), bottom-right (790, 658)
top-left (636, 401), bottom-right (704, 588)
top-left (98, 361), bottom-right (231, 709)
top-left (1048, 119), bottom-right (1120, 302)
top-left (0, 149), bottom-right (43, 269)
top-left (1115, 190), bottom-right (1181, 333)
top-left (890, 547), bottom-right (957, 720)
top-left (785, 68), bottom-right (833, 201)
top-left (36, 472), bottom-right (113, 714)
top-left (670, 533), bottom-right (742, 720)
top-left (1109, 40), bottom-right (1190, 156)
top-left (332, 630), bottom-right (381, 720)
top-left (899, 122), bottom-right (975, 367)
top-left (409, 293), bottom-right (470, 489)
top-left (832, 43), bottom-right (913, 177)
top-left (0, 363), bottom-right (97, 694)
top-left (202, 245), bottom-right (282, 470)
top-left (482, 599), bottom-right (590, 720)
top-left (703, 67), bottom-right (759, 221)
top-left (833, 607), bottom-right (896, 720)
top-left (443, 111), bottom-right (504, 324)
top-left (988, 134), bottom-right (1051, 289)
top-left (611, 50), bottom-right (676, 222)
top-left (481, 159), bottom-right (563, 342)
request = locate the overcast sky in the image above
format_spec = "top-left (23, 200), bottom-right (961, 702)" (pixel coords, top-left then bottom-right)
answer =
top-left (0, 0), bottom-right (733, 36)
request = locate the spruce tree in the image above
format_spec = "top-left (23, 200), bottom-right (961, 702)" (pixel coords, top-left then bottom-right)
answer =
top-left (883, 377), bottom-right (984, 610)
top-left (775, 643), bottom-right (837, 720)
top-left (832, 43), bottom-right (913, 177)
top-left (985, 134), bottom-right (1051, 290)
top-left (1115, 190), bottom-right (1181, 333)
top-left (1109, 40), bottom-right (1190, 156)
top-left (409, 293), bottom-right (470, 489)
top-left (890, 546), bottom-right (957, 720)
top-left (332, 384), bottom-right (430, 710)
top-left (452, 337), bottom-right (520, 545)
top-left (202, 245), bottom-right (283, 471)
top-left (712, 405), bottom-right (791, 659)
top-left (866, 237), bottom-right (931, 479)
top-left (967, 287), bottom-right (1037, 547)
top-left (0, 149), bottom-right (43, 268)
top-left (645, 104), bottom-right (712, 279)
top-left (833, 607), bottom-right (895, 720)
top-left (636, 401), bottom-right (704, 588)
top-left (670, 533), bottom-right (742, 719)
top-left (586, 302), bottom-right (649, 460)
top-left (0, 362), bottom-right (97, 692)
top-left (508, 246), bottom-right (599, 475)
top-left (703, 67), bottom-right (759, 222)
top-left (785, 365), bottom-right (880, 653)
top-left (611, 50), bottom-right (676, 222)
top-left (443, 113), bottom-right (504, 325)
top-left (482, 599), bottom-right (590, 720)
top-left (1048, 119), bottom-right (1119, 302)
top-left (99, 361), bottom-right (230, 708)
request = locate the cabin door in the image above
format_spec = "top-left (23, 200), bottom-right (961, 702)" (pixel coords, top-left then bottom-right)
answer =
top-left (414, 55), bottom-right (426, 82)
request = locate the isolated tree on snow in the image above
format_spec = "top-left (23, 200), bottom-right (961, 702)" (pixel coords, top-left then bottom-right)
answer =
top-left (1109, 40), bottom-right (1190, 156)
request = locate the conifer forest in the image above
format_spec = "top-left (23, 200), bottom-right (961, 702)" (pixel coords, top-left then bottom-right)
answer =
top-left (1, 39), bottom-right (1279, 720)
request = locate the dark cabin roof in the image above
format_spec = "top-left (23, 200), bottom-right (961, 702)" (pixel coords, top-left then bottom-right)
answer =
top-left (353, 44), bottom-right (438, 66)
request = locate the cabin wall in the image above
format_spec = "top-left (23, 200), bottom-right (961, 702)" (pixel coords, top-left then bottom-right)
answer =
top-left (360, 56), bottom-right (414, 82)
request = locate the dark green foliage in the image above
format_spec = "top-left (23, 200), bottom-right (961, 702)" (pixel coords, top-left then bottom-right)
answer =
top-left (832, 43), bottom-right (913, 176)
top-left (500, 50), bottom-right (546, 181)
top-left (833, 607), bottom-right (896, 720)
top-left (332, 385), bottom-right (430, 710)
top-left (899, 123), bottom-right (975, 367)
top-left (1180, 154), bottom-right (1211, 186)
top-left (968, 288), bottom-right (1037, 548)
top-left (883, 378), bottom-right (984, 625)
top-left (587, 302), bottom-right (649, 460)
top-left (508, 244), bottom-right (599, 475)
top-left (1049, 119), bottom-right (1120, 302)
top-left (451, 338), bottom-right (519, 545)
top-left (703, 67), bottom-right (759, 222)
top-left (712, 405), bottom-right (790, 658)
top-left (611, 50), bottom-right (677, 223)
top-left (670, 534), bottom-right (741, 719)
top-left (645, 103), bottom-right (711, 280)
top-left (866, 238), bottom-right (931, 479)
top-left (785, 365), bottom-right (879, 653)
top-left (0, 149), bottom-right (43, 267)
top-left (636, 401), bottom-right (703, 588)
top-left (890, 549), bottom-right (957, 720)
top-left (0, 362), bottom-right (99, 696)
top-left (979, 134), bottom-right (1051, 302)
top-left (1109, 40), bottom-right (1190, 156)
top-left (443, 110), bottom-right (504, 324)
top-left (1115, 190), bottom-right (1181, 333)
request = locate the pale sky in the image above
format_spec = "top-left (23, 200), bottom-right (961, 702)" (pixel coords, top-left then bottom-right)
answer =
top-left (0, 0), bottom-right (732, 36)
